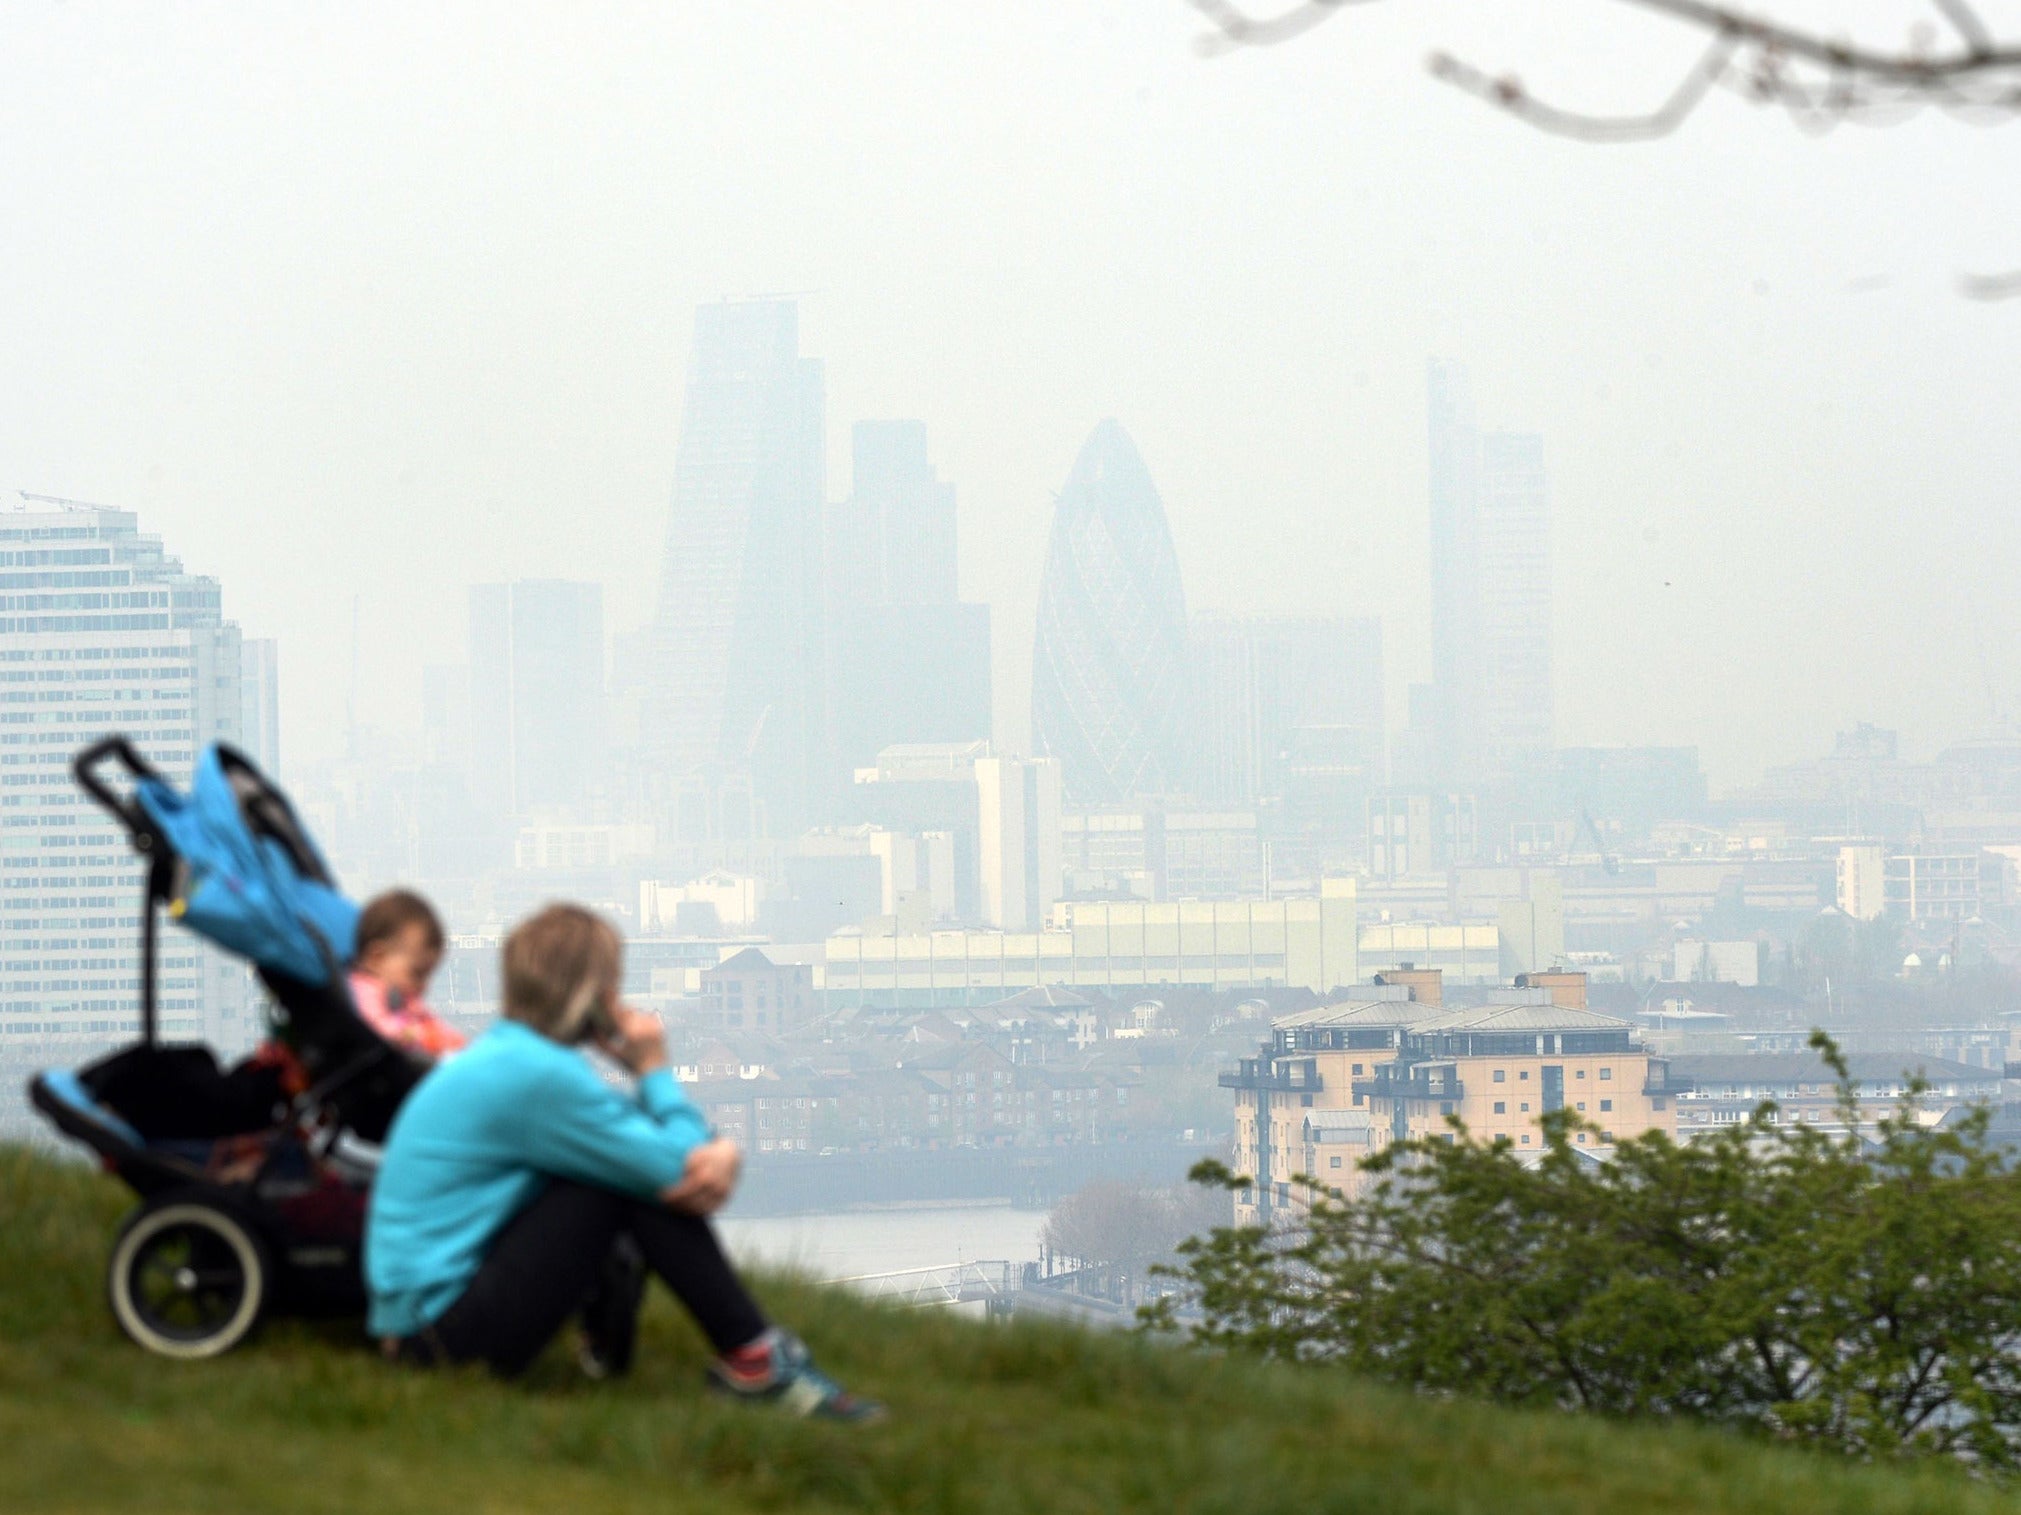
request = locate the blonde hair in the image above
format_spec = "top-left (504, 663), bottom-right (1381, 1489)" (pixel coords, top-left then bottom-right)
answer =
top-left (500, 903), bottom-right (623, 1043)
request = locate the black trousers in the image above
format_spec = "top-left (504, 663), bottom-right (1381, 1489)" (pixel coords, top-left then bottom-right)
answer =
top-left (401, 1180), bottom-right (768, 1378)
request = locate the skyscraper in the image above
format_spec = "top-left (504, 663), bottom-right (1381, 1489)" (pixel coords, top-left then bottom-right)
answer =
top-left (1426, 362), bottom-right (1553, 782)
top-left (650, 299), bottom-right (826, 833)
top-left (826, 421), bottom-right (991, 771)
top-left (1191, 613), bottom-right (1385, 806)
top-left (468, 579), bottom-right (605, 816)
top-left (1031, 420), bottom-right (1191, 805)
top-left (0, 493), bottom-right (260, 1130)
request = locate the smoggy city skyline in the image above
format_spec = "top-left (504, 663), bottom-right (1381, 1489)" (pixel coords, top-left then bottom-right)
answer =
top-left (0, 3), bottom-right (2016, 791)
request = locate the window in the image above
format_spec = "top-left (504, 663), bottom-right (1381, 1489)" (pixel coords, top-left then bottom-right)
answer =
top-left (1353, 1094), bottom-right (1364, 1106)
top-left (1351, 1063), bottom-right (1364, 1075)
top-left (1577, 1132), bottom-right (1588, 1144)
top-left (1492, 1069), bottom-right (1506, 1083)
top-left (1329, 1156), bottom-right (1342, 1169)
top-left (1300, 1094), bottom-right (1313, 1107)
top-left (1519, 1070), bottom-right (1530, 1081)
top-left (1599, 1068), bottom-right (1613, 1081)
top-left (1493, 1101), bottom-right (1506, 1114)
top-left (1575, 1069), bottom-right (1586, 1080)
top-left (1521, 1134), bottom-right (1532, 1145)
top-left (1600, 1099), bottom-right (1613, 1112)
top-left (1520, 1102), bottom-right (1530, 1112)
top-left (1576, 1101), bottom-right (1586, 1111)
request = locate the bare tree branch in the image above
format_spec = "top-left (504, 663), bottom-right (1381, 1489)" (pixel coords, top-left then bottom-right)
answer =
top-left (1190, 0), bottom-right (2021, 139)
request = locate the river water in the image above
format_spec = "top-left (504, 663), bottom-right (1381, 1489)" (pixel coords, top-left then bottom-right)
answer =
top-left (717, 1203), bottom-right (1047, 1282)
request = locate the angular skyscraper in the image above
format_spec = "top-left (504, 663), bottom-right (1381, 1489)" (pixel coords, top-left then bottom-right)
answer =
top-left (650, 300), bottom-right (826, 833)
top-left (1031, 420), bottom-right (1191, 805)
top-left (825, 421), bottom-right (992, 771)
top-left (1426, 362), bottom-right (1553, 782)
top-left (0, 494), bottom-right (260, 1132)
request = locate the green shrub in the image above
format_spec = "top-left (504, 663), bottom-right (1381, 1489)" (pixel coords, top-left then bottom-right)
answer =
top-left (1147, 1033), bottom-right (2021, 1469)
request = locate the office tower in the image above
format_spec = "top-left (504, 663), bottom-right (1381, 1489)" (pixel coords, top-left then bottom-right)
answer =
top-left (827, 420), bottom-right (956, 606)
top-left (468, 580), bottom-right (605, 817)
top-left (238, 637), bottom-right (281, 776)
top-left (1191, 613), bottom-right (1385, 805)
top-left (976, 754), bottom-right (1063, 930)
top-left (826, 421), bottom-right (992, 771)
top-left (1031, 420), bottom-right (1191, 805)
top-left (649, 298), bottom-right (826, 834)
top-left (0, 493), bottom-right (259, 1119)
top-left (1426, 361), bottom-right (1553, 781)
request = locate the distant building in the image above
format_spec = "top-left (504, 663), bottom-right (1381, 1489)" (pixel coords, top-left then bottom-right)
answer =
top-left (649, 298), bottom-right (826, 833)
top-left (1367, 788), bottom-right (1478, 879)
top-left (1836, 841), bottom-right (2003, 924)
top-left (0, 493), bottom-right (263, 1101)
top-left (1031, 420), bottom-right (1191, 804)
top-left (1190, 612), bottom-right (1384, 807)
top-left (826, 420), bottom-right (992, 770)
top-left (1357, 922), bottom-right (1502, 985)
top-left (469, 579), bottom-right (604, 816)
top-left (238, 637), bottom-right (280, 775)
top-left (1358, 995), bottom-right (1674, 1149)
top-left (699, 947), bottom-right (816, 1034)
top-left (977, 755), bottom-right (1063, 930)
top-left (1667, 1052), bottom-right (2001, 1137)
top-left (1426, 361), bottom-right (1553, 783)
top-left (823, 883), bottom-right (1358, 1007)
top-left (1061, 803), bottom-right (1265, 901)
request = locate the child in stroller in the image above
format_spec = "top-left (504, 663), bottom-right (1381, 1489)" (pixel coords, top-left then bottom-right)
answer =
top-left (28, 737), bottom-right (435, 1358)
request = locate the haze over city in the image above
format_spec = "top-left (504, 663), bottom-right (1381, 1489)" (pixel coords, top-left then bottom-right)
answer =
top-left (2, 2), bottom-right (2016, 789)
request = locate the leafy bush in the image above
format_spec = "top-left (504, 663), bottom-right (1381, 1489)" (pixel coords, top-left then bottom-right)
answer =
top-left (1145, 1034), bottom-right (2021, 1469)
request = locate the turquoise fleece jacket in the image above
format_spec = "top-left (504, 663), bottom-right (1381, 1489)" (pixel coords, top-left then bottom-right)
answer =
top-left (364, 1019), bottom-right (710, 1338)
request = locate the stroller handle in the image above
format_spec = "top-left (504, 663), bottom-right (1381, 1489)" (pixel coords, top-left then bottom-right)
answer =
top-left (73, 736), bottom-right (166, 848)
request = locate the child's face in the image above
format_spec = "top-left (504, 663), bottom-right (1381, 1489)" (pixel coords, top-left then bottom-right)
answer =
top-left (360, 921), bottom-right (442, 1001)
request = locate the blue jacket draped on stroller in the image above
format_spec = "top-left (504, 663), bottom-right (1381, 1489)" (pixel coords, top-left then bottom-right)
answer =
top-left (29, 737), bottom-right (430, 1359)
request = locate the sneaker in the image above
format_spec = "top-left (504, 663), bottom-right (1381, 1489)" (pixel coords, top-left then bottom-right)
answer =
top-left (708, 1329), bottom-right (886, 1422)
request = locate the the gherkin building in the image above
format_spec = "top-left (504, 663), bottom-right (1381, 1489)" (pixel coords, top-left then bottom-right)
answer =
top-left (1031, 419), bottom-right (1192, 804)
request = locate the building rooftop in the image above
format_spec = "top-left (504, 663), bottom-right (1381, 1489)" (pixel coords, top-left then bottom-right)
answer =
top-left (1668, 1053), bottom-right (1999, 1088)
top-left (1412, 1004), bottom-right (1636, 1036)
top-left (1272, 995), bottom-right (1437, 1032)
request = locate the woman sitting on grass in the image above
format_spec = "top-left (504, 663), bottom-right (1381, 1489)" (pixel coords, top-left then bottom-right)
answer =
top-left (364, 902), bottom-right (881, 1421)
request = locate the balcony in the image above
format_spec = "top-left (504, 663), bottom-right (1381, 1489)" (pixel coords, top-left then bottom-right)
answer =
top-left (1218, 1056), bottom-right (1325, 1093)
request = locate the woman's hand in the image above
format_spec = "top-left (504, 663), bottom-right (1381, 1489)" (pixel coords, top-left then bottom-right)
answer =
top-left (597, 1004), bottom-right (669, 1077)
top-left (663, 1137), bottom-right (741, 1216)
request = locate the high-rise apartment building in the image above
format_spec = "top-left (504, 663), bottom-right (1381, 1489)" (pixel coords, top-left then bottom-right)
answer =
top-left (1426, 361), bottom-right (1553, 783)
top-left (469, 579), bottom-right (605, 817)
top-left (826, 421), bottom-right (991, 771)
top-left (0, 494), bottom-right (260, 1130)
top-left (1031, 420), bottom-right (1192, 805)
top-left (650, 298), bottom-right (827, 833)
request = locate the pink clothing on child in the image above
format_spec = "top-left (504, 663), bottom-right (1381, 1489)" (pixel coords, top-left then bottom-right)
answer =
top-left (348, 972), bottom-right (467, 1059)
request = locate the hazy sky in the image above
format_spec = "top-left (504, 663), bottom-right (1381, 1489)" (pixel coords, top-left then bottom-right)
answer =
top-left (1, 1), bottom-right (2015, 792)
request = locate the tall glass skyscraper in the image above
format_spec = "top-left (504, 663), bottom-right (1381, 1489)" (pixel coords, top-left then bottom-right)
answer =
top-left (650, 299), bottom-right (826, 835)
top-left (826, 421), bottom-right (991, 771)
top-left (1426, 362), bottom-right (1553, 782)
top-left (0, 493), bottom-right (263, 1133)
top-left (1031, 420), bottom-right (1192, 805)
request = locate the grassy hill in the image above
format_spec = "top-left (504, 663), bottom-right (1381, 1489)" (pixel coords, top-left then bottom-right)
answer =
top-left (3, 1145), bottom-right (2017, 1515)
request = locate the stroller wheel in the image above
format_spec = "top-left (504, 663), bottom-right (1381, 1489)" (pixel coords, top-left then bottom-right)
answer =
top-left (108, 1195), bottom-right (270, 1358)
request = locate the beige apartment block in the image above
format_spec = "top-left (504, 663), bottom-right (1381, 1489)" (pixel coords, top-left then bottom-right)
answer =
top-left (1226, 970), bottom-right (1678, 1224)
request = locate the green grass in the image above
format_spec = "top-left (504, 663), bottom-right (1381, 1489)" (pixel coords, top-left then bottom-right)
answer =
top-left (3, 1146), bottom-right (2017, 1515)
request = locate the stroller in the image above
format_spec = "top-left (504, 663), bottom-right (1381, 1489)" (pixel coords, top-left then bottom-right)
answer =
top-left (28, 737), bottom-right (428, 1359)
